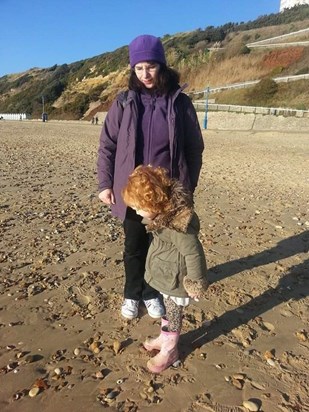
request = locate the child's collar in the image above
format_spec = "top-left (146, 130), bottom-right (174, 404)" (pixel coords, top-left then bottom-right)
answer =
top-left (145, 207), bottom-right (194, 233)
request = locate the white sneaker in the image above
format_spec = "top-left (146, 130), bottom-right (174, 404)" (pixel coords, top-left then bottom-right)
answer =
top-left (121, 299), bottom-right (139, 319)
top-left (144, 298), bottom-right (165, 319)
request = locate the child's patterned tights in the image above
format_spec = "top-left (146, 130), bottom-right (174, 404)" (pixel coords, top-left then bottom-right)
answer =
top-left (163, 296), bottom-right (183, 332)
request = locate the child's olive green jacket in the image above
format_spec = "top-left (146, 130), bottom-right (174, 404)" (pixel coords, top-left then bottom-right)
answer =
top-left (143, 182), bottom-right (208, 298)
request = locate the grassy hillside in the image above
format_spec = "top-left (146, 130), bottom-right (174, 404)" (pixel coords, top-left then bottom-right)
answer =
top-left (0, 4), bottom-right (308, 119)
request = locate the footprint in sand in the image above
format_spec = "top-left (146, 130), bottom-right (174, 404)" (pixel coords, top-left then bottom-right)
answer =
top-left (68, 285), bottom-right (91, 308)
top-left (195, 398), bottom-right (245, 412)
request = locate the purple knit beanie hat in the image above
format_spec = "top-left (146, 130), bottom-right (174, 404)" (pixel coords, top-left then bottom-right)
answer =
top-left (129, 34), bottom-right (166, 67)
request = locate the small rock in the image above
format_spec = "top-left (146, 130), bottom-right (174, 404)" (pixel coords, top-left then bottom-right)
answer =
top-left (106, 390), bottom-right (118, 400)
top-left (266, 358), bottom-right (276, 367)
top-left (243, 399), bottom-right (259, 411)
top-left (295, 330), bottom-right (307, 342)
top-left (29, 387), bottom-right (40, 398)
top-left (262, 321), bottom-right (275, 332)
top-left (24, 354), bottom-right (35, 364)
top-left (232, 373), bottom-right (246, 380)
top-left (95, 371), bottom-right (104, 379)
top-left (73, 348), bottom-right (80, 356)
top-left (6, 344), bottom-right (16, 350)
top-left (232, 378), bottom-right (243, 390)
top-left (140, 392), bottom-right (148, 400)
top-left (13, 392), bottom-right (23, 400)
top-left (264, 350), bottom-right (274, 360)
top-left (113, 340), bottom-right (121, 355)
top-left (250, 381), bottom-right (265, 390)
top-left (7, 362), bottom-right (18, 371)
top-left (100, 388), bottom-right (112, 396)
top-left (90, 341), bottom-right (100, 353)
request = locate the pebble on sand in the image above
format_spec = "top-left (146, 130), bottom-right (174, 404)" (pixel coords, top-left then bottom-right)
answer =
top-left (243, 400), bottom-right (259, 411)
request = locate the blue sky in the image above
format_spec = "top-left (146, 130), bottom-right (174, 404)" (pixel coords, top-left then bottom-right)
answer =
top-left (1, 0), bottom-right (281, 77)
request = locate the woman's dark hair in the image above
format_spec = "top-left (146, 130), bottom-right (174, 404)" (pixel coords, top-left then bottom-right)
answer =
top-left (128, 64), bottom-right (180, 95)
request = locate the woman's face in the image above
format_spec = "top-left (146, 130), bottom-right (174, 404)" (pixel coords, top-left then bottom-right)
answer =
top-left (134, 61), bottom-right (160, 89)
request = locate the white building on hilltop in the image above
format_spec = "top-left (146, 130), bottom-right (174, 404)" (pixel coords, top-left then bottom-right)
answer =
top-left (280, 0), bottom-right (309, 11)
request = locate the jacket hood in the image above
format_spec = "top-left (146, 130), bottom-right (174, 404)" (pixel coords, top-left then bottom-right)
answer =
top-left (144, 180), bottom-right (194, 233)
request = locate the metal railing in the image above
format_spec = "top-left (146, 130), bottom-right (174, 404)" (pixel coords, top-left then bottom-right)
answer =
top-left (191, 74), bottom-right (309, 96)
top-left (193, 102), bottom-right (309, 118)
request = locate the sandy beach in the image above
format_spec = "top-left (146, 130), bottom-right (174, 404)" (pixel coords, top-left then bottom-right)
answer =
top-left (0, 121), bottom-right (308, 412)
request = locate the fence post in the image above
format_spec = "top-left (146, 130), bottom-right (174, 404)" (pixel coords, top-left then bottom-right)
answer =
top-left (203, 86), bottom-right (210, 129)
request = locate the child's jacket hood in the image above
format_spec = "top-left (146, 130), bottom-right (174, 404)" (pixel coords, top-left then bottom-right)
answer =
top-left (144, 181), bottom-right (194, 233)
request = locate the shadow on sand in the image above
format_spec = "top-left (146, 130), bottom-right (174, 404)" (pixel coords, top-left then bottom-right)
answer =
top-left (180, 230), bottom-right (309, 356)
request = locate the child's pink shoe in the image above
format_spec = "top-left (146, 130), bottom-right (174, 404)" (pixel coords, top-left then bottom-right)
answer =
top-left (147, 329), bottom-right (179, 373)
top-left (143, 317), bottom-right (168, 352)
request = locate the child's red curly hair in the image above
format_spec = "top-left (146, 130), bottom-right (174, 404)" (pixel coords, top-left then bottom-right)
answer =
top-left (122, 165), bottom-right (173, 214)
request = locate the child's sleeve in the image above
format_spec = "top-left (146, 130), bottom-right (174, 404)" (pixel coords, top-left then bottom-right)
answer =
top-left (171, 227), bottom-right (209, 298)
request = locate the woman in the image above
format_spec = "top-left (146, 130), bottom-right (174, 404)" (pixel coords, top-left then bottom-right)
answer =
top-left (97, 34), bottom-right (204, 320)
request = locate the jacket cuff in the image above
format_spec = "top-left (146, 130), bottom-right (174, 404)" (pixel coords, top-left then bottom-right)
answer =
top-left (183, 276), bottom-right (209, 296)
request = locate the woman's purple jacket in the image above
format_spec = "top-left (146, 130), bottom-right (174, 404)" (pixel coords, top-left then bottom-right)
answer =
top-left (97, 87), bottom-right (204, 221)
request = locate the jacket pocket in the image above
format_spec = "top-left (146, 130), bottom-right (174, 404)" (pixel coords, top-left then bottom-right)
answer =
top-left (147, 256), bottom-right (179, 291)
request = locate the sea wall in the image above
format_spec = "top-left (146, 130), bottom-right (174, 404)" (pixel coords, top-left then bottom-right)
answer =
top-left (196, 111), bottom-right (309, 132)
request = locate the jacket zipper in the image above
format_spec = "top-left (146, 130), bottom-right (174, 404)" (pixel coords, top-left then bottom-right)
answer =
top-left (147, 96), bottom-right (156, 163)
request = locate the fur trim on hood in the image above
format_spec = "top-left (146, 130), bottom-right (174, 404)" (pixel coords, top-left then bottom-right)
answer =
top-left (144, 181), bottom-right (194, 233)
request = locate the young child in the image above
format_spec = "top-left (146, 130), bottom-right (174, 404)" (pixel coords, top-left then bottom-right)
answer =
top-left (122, 165), bottom-right (208, 373)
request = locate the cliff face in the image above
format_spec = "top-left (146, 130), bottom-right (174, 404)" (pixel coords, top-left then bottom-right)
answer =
top-left (0, 6), bottom-right (308, 119)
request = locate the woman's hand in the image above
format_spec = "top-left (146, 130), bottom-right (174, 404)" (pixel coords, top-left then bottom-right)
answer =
top-left (98, 189), bottom-right (115, 205)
